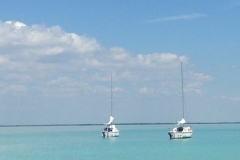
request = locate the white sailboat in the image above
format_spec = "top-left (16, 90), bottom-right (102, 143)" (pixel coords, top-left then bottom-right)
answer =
top-left (102, 73), bottom-right (119, 138)
top-left (168, 62), bottom-right (193, 139)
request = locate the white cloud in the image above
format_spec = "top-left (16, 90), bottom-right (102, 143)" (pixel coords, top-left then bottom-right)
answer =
top-left (220, 96), bottom-right (240, 103)
top-left (146, 13), bottom-right (207, 23)
top-left (0, 84), bottom-right (28, 94)
top-left (1, 21), bottom-right (102, 56)
top-left (113, 87), bottom-right (123, 92)
top-left (176, 71), bottom-right (213, 94)
top-left (0, 56), bottom-right (8, 63)
top-left (139, 87), bottom-right (154, 95)
top-left (119, 71), bottom-right (139, 81)
top-left (110, 47), bottom-right (129, 61)
top-left (43, 76), bottom-right (91, 97)
top-left (185, 82), bottom-right (203, 94)
top-left (69, 33), bottom-right (102, 53)
top-left (84, 58), bottom-right (105, 68)
top-left (231, 97), bottom-right (240, 102)
top-left (0, 20), bottom-right (210, 97)
top-left (5, 21), bottom-right (26, 28)
top-left (193, 73), bottom-right (213, 81)
top-left (135, 53), bottom-right (185, 68)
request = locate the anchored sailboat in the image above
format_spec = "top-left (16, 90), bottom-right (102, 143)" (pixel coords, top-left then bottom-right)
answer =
top-left (101, 73), bottom-right (119, 137)
top-left (168, 62), bottom-right (193, 139)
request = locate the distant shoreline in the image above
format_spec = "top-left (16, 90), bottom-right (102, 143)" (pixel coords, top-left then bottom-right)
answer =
top-left (1, 122), bottom-right (240, 127)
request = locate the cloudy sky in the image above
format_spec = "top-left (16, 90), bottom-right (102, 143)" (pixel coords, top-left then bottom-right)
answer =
top-left (0, 0), bottom-right (240, 125)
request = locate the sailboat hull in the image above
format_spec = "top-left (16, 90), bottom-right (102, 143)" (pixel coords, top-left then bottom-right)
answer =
top-left (102, 124), bottom-right (119, 138)
top-left (102, 131), bottom-right (119, 137)
top-left (168, 131), bottom-right (192, 139)
top-left (168, 126), bottom-right (192, 139)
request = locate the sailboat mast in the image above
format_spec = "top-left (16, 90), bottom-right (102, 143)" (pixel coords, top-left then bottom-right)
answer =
top-left (111, 72), bottom-right (113, 116)
top-left (181, 62), bottom-right (185, 119)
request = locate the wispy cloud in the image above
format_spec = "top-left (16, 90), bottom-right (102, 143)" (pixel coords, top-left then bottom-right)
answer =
top-left (145, 13), bottom-right (207, 23)
top-left (221, 96), bottom-right (240, 102)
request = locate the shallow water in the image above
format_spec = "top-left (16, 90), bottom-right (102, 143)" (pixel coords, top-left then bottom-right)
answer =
top-left (0, 124), bottom-right (240, 160)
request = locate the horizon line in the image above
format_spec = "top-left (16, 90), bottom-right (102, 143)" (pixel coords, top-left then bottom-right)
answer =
top-left (1, 122), bottom-right (240, 127)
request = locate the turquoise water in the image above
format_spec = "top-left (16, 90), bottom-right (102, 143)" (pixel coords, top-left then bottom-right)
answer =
top-left (0, 124), bottom-right (240, 160)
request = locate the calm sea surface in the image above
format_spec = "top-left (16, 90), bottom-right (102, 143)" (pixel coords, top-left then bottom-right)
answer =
top-left (0, 124), bottom-right (240, 160)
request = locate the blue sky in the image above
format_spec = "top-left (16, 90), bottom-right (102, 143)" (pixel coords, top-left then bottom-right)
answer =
top-left (0, 0), bottom-right (240, 125)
